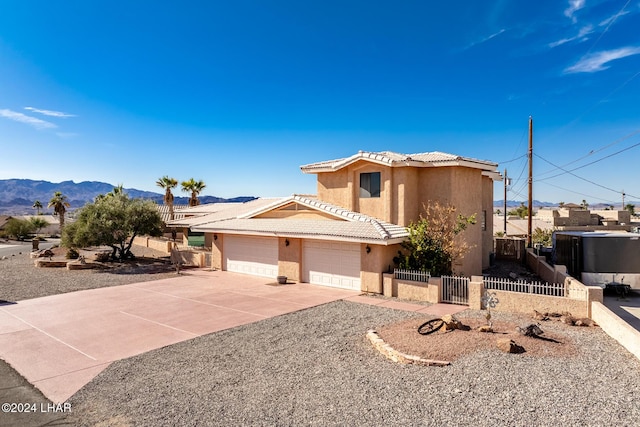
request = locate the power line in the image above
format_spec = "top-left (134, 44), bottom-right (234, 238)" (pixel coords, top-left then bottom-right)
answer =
top-left (539, 181), bottom-right (618, 204)
top-left (536, 129), bottom-right (640, 178)
top-left (534, 153), bottom-right (640, 200)
top-left (536, 138), bottom-right (640, 182)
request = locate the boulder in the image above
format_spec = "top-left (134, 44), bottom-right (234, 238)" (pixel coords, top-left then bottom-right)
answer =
top-left (560, 315), bottom-right (575, 326)
top-left (574, 318), bottom-right (595, 327)
top-left (517, 323), bottom-right (544, 337)
top-left (477, 325), bottom-right (493, 333)
top-left (441, 314), bottom-right (464, 331)
top-left (497, 338), bottom-right (525, 354)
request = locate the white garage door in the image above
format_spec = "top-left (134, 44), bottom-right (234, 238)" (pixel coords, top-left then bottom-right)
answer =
top-left (224, 236), bottom-right (278, 278)
top-left (303, 241), bottom-right (361, 290)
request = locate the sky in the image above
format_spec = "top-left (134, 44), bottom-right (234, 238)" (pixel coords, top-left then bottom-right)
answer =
top-left (1, 1), bottom-right (639, 205)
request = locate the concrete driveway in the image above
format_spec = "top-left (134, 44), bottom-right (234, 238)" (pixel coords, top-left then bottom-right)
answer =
top-left (0, 270), bottom-right (359, 403)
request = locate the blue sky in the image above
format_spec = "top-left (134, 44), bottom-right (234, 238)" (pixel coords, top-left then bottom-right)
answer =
top-left (1, 1), bottom-right (639, 205)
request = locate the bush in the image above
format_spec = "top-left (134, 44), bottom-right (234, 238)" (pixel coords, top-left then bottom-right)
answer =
top-left (66, 248), bottom-right (79, 259)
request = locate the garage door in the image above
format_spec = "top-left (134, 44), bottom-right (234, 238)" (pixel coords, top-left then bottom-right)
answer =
top-left (224, 236), bottom-right (278, 278)
top-left (303, 241), bottom-right (361, 290)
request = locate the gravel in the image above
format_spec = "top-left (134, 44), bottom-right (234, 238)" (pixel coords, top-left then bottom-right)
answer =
top-left (65, 301), bottom-right (640, 427)
top-left (0, 247), bottom-right (178, 302)
top-left (2, 246), bottom-right (640, 426)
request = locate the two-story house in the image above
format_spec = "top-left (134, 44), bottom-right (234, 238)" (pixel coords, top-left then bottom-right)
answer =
top-left (170, 150), bottom-right (500, 293)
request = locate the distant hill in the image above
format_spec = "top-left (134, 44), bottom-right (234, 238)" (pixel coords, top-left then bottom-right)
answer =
top-left (494, 200), bottom-right (555, 208)
top-left (0, 179), bottom-right (256, 215)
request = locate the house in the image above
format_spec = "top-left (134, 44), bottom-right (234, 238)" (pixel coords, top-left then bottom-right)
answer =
top-left (536, 207), bottom-right (632, 232)
top-left (170, 150), bottom-right (500, 292)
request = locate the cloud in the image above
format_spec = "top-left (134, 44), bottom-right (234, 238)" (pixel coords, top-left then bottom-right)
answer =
top-left (464, 29), bottom-right (507, 50)
top-left (56, 132), bottom-right (79, 139)
top-left (0, 109), bottom-right (57, 129)
top-left (564, 0), bottom-right (585, 23)
top-left (24, 106), bottom-right (76, 118)
top-left (564, 46), bottom-right (640, 73)
top-left (549, 24), bottom-right (593, 48)
top-left (599, 10), bottom-right (629, 26)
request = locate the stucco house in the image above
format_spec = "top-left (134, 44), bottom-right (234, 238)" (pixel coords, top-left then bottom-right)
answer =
top-left (170, 150), bottom-right (500, 293)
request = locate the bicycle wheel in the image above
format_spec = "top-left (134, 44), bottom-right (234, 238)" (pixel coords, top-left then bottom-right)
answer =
top-left (417, 318), bottom-right (444, 335)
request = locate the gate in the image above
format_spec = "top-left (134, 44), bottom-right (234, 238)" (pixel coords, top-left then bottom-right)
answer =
top-left (441, 275), bottom-right (470, 305)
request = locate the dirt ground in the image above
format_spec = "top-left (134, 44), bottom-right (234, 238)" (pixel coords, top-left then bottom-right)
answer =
top-left (377, 312), bottom-right (581, 362)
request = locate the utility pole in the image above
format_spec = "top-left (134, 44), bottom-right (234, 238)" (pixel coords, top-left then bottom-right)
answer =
top-left (503, 168), bottom-right (508, 235)
top-left (622, 190), bottom-right (625, 210)
top-left (527, 116), bottom-right (533, 248)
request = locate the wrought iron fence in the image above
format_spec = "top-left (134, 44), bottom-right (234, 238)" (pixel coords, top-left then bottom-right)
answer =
top-left (441, 275), bottom-right (470, 305)
top-left (484, 276), bottom-right (565, 297)
top-left (393, 268), bottom-right (431, 283)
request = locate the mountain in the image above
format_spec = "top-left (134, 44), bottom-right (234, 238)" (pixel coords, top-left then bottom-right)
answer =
top-left (493, 200), bottom-right (556, 208)
top-left (0, 179), bottom-right (256, 215)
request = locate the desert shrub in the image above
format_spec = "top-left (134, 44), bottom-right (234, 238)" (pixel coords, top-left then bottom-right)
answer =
top-left (66, 248), bottom-right (79, 259)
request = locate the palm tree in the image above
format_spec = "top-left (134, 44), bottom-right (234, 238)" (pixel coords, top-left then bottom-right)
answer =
top-left (156, 176), bottom-right (178, 219)
top-left (181, 178), bottom-right (206, 207)
top-left (32, 200), bottom-right (43, 215)
top-left (48, 191), bottom-right (71, 231)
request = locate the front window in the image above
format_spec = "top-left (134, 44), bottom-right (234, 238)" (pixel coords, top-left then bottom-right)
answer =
top-left (360, 172), bottom-right (381, 198)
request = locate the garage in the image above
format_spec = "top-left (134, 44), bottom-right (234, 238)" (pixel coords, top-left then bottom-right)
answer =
top-left (224, 235), bottom-right (278, 278)
top-left (303, 241), bottom-right (361, 290)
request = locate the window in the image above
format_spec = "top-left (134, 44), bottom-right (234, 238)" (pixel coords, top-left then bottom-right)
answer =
top-left (360, 172), bottom-right (381, 198)
top-left (481, 210), bottom-right (487, 231)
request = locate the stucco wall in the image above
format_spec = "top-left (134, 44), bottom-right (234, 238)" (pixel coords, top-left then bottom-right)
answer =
top-left (278, 237), bottom-right (301, 281)
top-left (360, 243), bottom-right (401, 293)
top-left (482, 175), bottom-right (494, 269)
top-left (211, 233), bottom-right (223, 270)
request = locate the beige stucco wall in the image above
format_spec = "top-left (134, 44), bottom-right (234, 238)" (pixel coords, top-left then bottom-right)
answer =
top-left (360, 243), bottom-right (401, 293)
top-left (211, 233), bottom-right (223, 270)
top-left (278, 237), bottom-right (301, 281)
top-left (317, 163), bottom-right (490, 276)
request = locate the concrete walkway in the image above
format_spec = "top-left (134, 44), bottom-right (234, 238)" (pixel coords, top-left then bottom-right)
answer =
top-left (0, 270), bottom-right (466, 404)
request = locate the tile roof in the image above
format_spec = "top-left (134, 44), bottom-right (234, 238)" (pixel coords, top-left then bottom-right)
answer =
top-left (156, 204), bottom-right (188, 223)
top-left (167, 198), bottom-right (283, 227)
top-left (172, 196), bottom-right (408, 244)
top-left (300, 150), bottom-right (498, 173)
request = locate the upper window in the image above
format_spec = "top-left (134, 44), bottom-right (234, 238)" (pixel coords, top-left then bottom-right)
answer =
top-left (360, 172), bottom-right (381, 198)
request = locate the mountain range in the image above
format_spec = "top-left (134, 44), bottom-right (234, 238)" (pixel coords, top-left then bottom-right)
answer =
top-left (0, 179), bottom-right (255, 215)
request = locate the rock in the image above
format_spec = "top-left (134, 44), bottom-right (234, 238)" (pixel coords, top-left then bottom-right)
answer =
top-left (509, 272), bottom-right (518, 280)
top-left (533, 310), bottom-right (549, 321)
top-left (517, 324), bottom-right (544, 337)
top-left (560, 315), bottom-right (575, 326)
top-left (477, 325), bottom-right (493, 333)
top-left (574, 318), bottom-right (595, 327)
top-left (497, 338), bottom-right (525, 354)
top-left (441, 314), bottom-right (464, 331)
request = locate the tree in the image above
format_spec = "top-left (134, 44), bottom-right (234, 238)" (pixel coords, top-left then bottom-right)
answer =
top-left (508, 203), bottom-right (528, 219)
top-left (395, 201), bottom-right (476, 276)
top-left (181, 178), bottom-right (206, 207)
top-left (48, 191), bottom-right (71, 231)
top-left (625, 204), bottom-right (635, 216)
top-left (62, 192), bottom-right (163, 261)
top-left (4, 218), bottom-right (36, 240)
top-left (532, 227), bottom-right (553, 247)
top-left (156, 176), bottom-right (178, 220)
top-left (30, 217), bottom-right (49, 236)
top-left (32, 200), bottom-right (43, 215)
top-left (558, 202), bottom-right (565, 208)
top-left (581, 199), bottom-right (589, 210)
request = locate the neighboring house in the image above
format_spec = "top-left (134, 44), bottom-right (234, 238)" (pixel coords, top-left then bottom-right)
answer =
top-left (170, 150), bottom-right (500, 292)
top-left (537, 208), bottom-right (632, 232)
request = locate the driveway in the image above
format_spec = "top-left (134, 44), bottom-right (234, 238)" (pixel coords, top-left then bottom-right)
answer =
top-left (0, 270), bottom-right (359, 403)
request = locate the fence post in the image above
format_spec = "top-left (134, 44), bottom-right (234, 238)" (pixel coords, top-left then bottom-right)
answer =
top-left (469, 276), bottom-right (484, 310)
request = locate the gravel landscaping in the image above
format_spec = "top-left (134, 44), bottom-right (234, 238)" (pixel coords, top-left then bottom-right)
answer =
top-left (63, 301), bottom-right (640, 427)
top-left (2, 247), bottom-right (640, 426)
top-left (0, 246), bottom-right (177, 302)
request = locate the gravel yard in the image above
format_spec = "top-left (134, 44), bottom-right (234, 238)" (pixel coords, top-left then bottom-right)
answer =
top-left (2, 248), bottom-right (640, 426)
top-left (65, 302), bottom-right (640, 427)
top-left (0, 246), bottom-right (177, 302)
